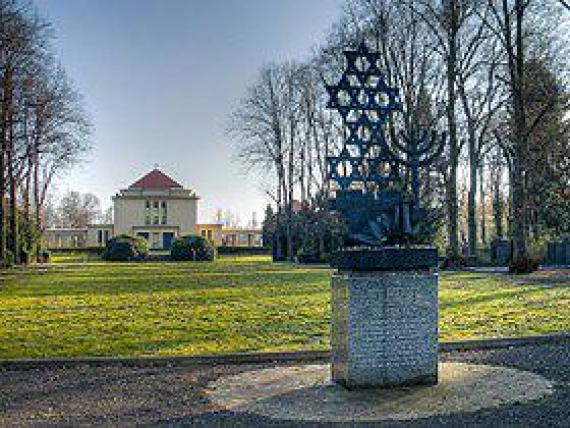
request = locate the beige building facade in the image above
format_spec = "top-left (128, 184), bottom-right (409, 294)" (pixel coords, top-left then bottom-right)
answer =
top-left (45, 168), bottom-right (263, 250)
top-left (112, 170), bottom-right (199, 249)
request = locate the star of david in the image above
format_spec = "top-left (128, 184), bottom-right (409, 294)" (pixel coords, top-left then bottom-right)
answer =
top-left (326, 41), bottom-right (402, 191)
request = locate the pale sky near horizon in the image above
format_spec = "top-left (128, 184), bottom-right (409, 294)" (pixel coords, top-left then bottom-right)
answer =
top-left (35, 0), bottom-right (344, 224)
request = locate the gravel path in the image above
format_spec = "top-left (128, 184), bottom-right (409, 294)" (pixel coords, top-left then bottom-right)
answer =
top-left (1, 339), bottom-right (568, 427)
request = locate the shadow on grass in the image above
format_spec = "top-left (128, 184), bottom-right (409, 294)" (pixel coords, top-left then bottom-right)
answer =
top-left (509, 272), bottom-right (570, 287)
top-left (439, 284), bottom-right (566, 311)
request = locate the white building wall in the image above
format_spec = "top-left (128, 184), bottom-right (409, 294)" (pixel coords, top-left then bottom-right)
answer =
top-left (113, 189), bottom-right (198, 238)
top-left (113, 197), bottom-right (146, 236)
top-left (166, 198), bottom-right (198, 236)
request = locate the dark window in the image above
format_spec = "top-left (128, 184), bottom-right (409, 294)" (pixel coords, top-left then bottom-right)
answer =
top-left (145, 200), bottom-right (151, 225)
top-left (161, 201), bottom-right (167, 224)
top-left (153, 201), bottom-right (159, 225)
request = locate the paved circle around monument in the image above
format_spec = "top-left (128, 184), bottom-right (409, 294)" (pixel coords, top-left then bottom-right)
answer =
top-left (206, 362), bottom-right (554, 422)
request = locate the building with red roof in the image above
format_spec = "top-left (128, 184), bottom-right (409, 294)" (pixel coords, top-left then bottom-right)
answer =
top-left (128, 169), bottom-right (184, 190)
top-left (45, 168), bottom-right (263, 251)
top-left (111, 168), bottom-right (199, 249)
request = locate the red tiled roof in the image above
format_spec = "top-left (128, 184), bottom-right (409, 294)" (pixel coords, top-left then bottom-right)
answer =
top-left (291, 200), bottom-right (305, 213)
top-left (129, 169), bottom-right (183, 189)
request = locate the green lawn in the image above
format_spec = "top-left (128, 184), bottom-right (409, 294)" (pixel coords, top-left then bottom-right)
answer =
top-left (49, 251), bottom-right (103, 264)
top-left (0, 256), bottom-right (568, 359)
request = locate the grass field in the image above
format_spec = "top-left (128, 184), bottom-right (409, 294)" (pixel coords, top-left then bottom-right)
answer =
top-left (0, 256), bottom-right (568, 359)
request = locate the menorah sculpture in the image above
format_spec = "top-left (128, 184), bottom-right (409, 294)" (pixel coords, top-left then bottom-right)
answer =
top-left (326, 41), bottom-right (445, 250)
top-left (326, 42), bottom-right (444, 389)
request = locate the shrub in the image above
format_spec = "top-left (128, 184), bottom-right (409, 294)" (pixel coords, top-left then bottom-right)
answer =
top-left (509, 256), bottom-right (540, 274)
top-left (217, 246), bottom-right (270, 256)
top-left (171, 235), bottom-right (216, 261)
top-left (103, 234), bottom-right (148, 261)
top-left (296, 247), bottom-right (330, 264)
top-left (39, 250), bottom-right (50, 263)
top-left (20, 248), bottom-right (31, 265)
top-left (3, 250), bottom-right (14, 268)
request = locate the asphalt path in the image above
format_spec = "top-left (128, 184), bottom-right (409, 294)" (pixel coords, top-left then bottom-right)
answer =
top-left (0, 339), bottom-right (568, 427)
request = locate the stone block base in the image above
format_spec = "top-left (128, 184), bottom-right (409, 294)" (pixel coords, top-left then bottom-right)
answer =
top-left (331, 271), bottom-right (438, 389)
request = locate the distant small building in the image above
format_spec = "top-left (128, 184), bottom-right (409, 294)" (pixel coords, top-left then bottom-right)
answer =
top-left (44, 228), bottom-right (88, 248)
top-left (45, 168), bottom-right (263, 251)
top-left (221, 227), bottom-right (264, 247)
top-left (196, 223), bottom-right (223, 246)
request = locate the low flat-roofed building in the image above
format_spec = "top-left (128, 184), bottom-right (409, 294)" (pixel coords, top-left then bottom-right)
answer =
top-left (86, 224), bottom-right (114, 247)
top-left (44, 228), bottom-right (88, 248)
top-left (196, 223), bottom-right (223, 247)
top-left (221, 228), bottom-right (263, 248)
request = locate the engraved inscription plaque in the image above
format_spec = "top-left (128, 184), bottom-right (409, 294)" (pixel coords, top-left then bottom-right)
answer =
top-left (331, 271), bottom-right (438, 388)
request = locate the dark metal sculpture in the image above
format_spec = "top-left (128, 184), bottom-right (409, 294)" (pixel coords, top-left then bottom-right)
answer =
top-left (326, 42), bottom-right (446, 247)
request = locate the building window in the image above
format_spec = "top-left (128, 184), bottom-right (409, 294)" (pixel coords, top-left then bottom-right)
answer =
top-left (145, 201), bottom-right (151, 225)
top-left (201, 230), bottom-right (206, 238)
top-left (207, 230), bottom-right (213, 241)
top-left (153, 201), bottom-right (160, 225)
top-left (104, 230), bottom-right (109, 243)
top-left (97, 230), bottom-right (103, 244)
top-left (152, 232), bottom-right (160, 249)
top-left (161, 201), bottom-right (167, 225)
top-left (145, 200), bottom-right (167, 225)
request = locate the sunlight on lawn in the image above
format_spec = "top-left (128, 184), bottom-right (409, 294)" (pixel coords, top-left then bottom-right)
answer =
top-left (0, 256), bottom-right (568, 359)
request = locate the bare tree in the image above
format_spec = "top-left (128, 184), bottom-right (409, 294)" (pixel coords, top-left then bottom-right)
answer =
top-left (478, 0), bottom-right (568, 270)
top-left (456, 34), bottom-right (505, 259)
top-left (58, 191), bottom-right (101, 228)
top-left (1, 0), bottom-right (91, 264)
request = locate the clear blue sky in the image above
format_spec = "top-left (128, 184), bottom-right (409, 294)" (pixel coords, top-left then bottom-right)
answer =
top-left (35, 0), bottom-right (343, 224)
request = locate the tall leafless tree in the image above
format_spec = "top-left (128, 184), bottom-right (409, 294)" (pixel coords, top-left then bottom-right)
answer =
top-left (1, 0), bottom-right (91, 264)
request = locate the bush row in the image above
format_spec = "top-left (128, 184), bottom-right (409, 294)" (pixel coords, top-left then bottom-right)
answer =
top-left (216, 246), bottom-right (270, 256)
top-left (102, 234), bottom-right (215, 262)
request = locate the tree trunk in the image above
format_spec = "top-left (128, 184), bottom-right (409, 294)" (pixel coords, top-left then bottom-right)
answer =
top-left (286, 122), bottom-right (295, 262)
top-left (493, 177), bottom-right (502, 239)
top-left (2, 65), bottom-right (18, 264)
top-left (445, 0), bottom-right (460, 261)
top-left (306, 104), bottom-right (314, 200)
top-left (466, 125), bottom-right (479, 260)
top-left (491, 148), bottom-right (504, 238)
top-left (23, 145), bottom-right (33, 260)
top-left (7, 109), bottom-right (18, 264)
top-left (33, 144), bottom-right (42, 259)
top-left (299, 136), bottom-right (306, 203)
top-left (479, 164), bottom-right (487, 246)
top-left (511, 0), bottom-right (529, 265)
top-left (506, 0), bottom-right (530, 269)
top-left (0, 67), bottom-right (10, 263)
top-left (467, 159), bottom-right (477, 259)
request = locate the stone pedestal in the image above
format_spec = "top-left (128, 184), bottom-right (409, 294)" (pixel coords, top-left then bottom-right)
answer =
top-left (331, 268), bottom-right (438, 389)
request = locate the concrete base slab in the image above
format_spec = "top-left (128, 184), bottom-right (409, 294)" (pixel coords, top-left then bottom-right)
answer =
top-left (206, 362), bottom-right (554, 422)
